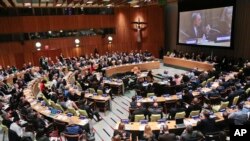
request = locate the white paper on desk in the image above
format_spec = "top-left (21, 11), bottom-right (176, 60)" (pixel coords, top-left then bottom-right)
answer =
top-left (139, 125), bottom-right (146, 131)
top-left (43, 110), bottom-right (51, 115)
top-left (184, 119), bottom-right (197, 125)
top-left (31, 101), bottom-right (37, 105)
top-left (148, 99), bottom-right (154, 102)
top-left (125, 125), bottom-right (130, 130)
top-left (165, 97), bottom-right (171, 100)
top-left (157, 123), bottom-right (165, 129)
top-left (79, 119), bottom-right (88, 126)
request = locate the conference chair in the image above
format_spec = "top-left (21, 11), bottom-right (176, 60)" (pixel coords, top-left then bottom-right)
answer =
top-left (150, 114), bottom-right (161, 122)
top-left (50, 100), bottom-right (57, 109)
top-left (175, 112), bottom-right (186, 119)
top-left (78, 109), bottom-right (88, 117)
top-left (89, 88), bottom-right (96, 94)
top-left (147, 93), bottom-right (155, 97)
top-left (200, 81), bottom-right (207, 87)
top-left (42, 96), bottom-right (51, 106)
top-left (97, 89), bottom-right (103, 95)
top-left (66, 107), bottom-right (79, 116)
top-left (206, 76), bottom-right (215, 84)
top-left (246, 88), bottom-right (250, 96)
top-left (134, 114), bottom-right (145, 122)
top-left (212, 101), bottom-right (229, 112)
top-left (231, 96), bottom-right (240, 107)
top-left (54, 104), bottom-right (65, 112)
top-left (189, 110), bottom-right (200, 118)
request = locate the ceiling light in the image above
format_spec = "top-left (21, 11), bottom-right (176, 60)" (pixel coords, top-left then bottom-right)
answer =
top-left (48, 31), bottom-right (52, 34)
top-left (106, 4), bottom-right (112, 8)
top-left (108, 36), bottom-right (113, 41)
top-left (24, 3), bottom-right (31, 7)
top-left (133, 4), bottom-right (140, 8)
top-left (60, 30), bottom-right (63, 33)
top-left (87, 1), bottom-right (93, 4)
top-left (56, 4), bottom-right (62, 7)
top-left (35, 42), bottom-right (42, 48)
top-left (75, 39), bottom-right (80, 44)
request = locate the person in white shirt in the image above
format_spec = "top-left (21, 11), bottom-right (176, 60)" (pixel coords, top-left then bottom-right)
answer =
top-left (10, 116), bottom-right (23, 137)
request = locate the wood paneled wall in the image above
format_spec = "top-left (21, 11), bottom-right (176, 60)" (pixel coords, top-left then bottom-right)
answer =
top-left (165, 0), bottom-right (250, 60)
top-left (113, 6), bottom-right (164, 57)
top-left (0, 15), bottom-right (114, 33)
top-left (0, 5), bottom-right (164, 68)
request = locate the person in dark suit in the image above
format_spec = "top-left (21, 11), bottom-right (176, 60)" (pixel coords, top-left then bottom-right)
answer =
top-left (148, 102), bottom-right (163, 120)
top-left (186, 98), bottom-right (202, 117)
top-left (158, 124), bottom-right (177, 141)
top-left (186, 12), bottom-right (204, 39)
top-left (130, 96), bottom-right (137, 109)
top-left (131, 102), bottom-right (147, 122)
top-left (181, 125), bottom-right (204, 141)
top-left (196, 111), bottom-right (219, 134)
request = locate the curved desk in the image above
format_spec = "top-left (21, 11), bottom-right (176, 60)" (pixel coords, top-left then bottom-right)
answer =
top-left (104, 61), bottom-right (160, 77)
top-left (116, 101), bottom-right (250, 131)
top-left (163, 56), bottom-right (214, 71)
top-left (23, 78), bottom-right (89, 126)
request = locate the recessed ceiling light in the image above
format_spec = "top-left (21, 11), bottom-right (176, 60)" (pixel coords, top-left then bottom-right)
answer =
top-left (24, 3), bottom-right (31, 7)
top-left (87, 1), bottom-right (93, 4)
top-left (133, 5), bottom-right (140, 8)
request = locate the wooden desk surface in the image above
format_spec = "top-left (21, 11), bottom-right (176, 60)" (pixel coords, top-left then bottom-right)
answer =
top-left (138, 92), bottom-right (200, 103)
top-left (23, 79), bottom-right (89, 126)
top-left (115, 106), bottom-right (247, 131)
top-left (104, 61), bottom-right (160, 77)
top-left (163, 56), bottom-right (214, 71)
top-left (85, 93), bottom-right (111, 101)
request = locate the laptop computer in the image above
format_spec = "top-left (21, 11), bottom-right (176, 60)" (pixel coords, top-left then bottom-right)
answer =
top-left (175, 118), bottom-right (186, 128)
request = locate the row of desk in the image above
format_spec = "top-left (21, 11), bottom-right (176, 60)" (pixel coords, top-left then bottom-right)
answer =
top-left (23, 78), bottom-right (90, 126)
top-left (104, 61), bottom-right (160, 77)
top-left (163, 56), bottom-right (214, 71)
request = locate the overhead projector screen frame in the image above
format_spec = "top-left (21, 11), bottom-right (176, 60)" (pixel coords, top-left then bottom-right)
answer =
top-left (177, 1), bottom-right (236, 49)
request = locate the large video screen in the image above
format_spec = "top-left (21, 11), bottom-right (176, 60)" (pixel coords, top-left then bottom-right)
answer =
top-left (178, 6), bottom-right (234, 47)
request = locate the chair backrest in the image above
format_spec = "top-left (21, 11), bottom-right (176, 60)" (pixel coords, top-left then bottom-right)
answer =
top-left (78, 109), bottom-right (88, 117)
top-left (147, 93), bottom-right (155, 97)
top-left (63, 133), bottom-right (83, 141)
top-left (0, 124), bottom-right (9, 134)
top-left (232, 96), bottom-right (239, 106)
top-left (42, 96), bottom-right (50, 106)
top-left (89, 88), bottom-right (96, 93)
top-left (150, 114), bottom-right (161, 122)
top-left (175, 112), bottom-right (186, 119)
top-left (189, 110), bottom-right (200, 118)
top-left (134, 114), bottom-right (145, 122)
top-left (67, 108), bottom-right (78, 116)
top-left (246, 88), bottom-right (250, 95)
top-left (97, 89), bottom-right (103, 95)
top-left (201, 81), bottom-right (207, 87)
top-left (220, 101), bottom-right (229, 110)
top-left (55, 104), bottom-right (64, 112)
top-left (50, 100), bottom-right (56, 108)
